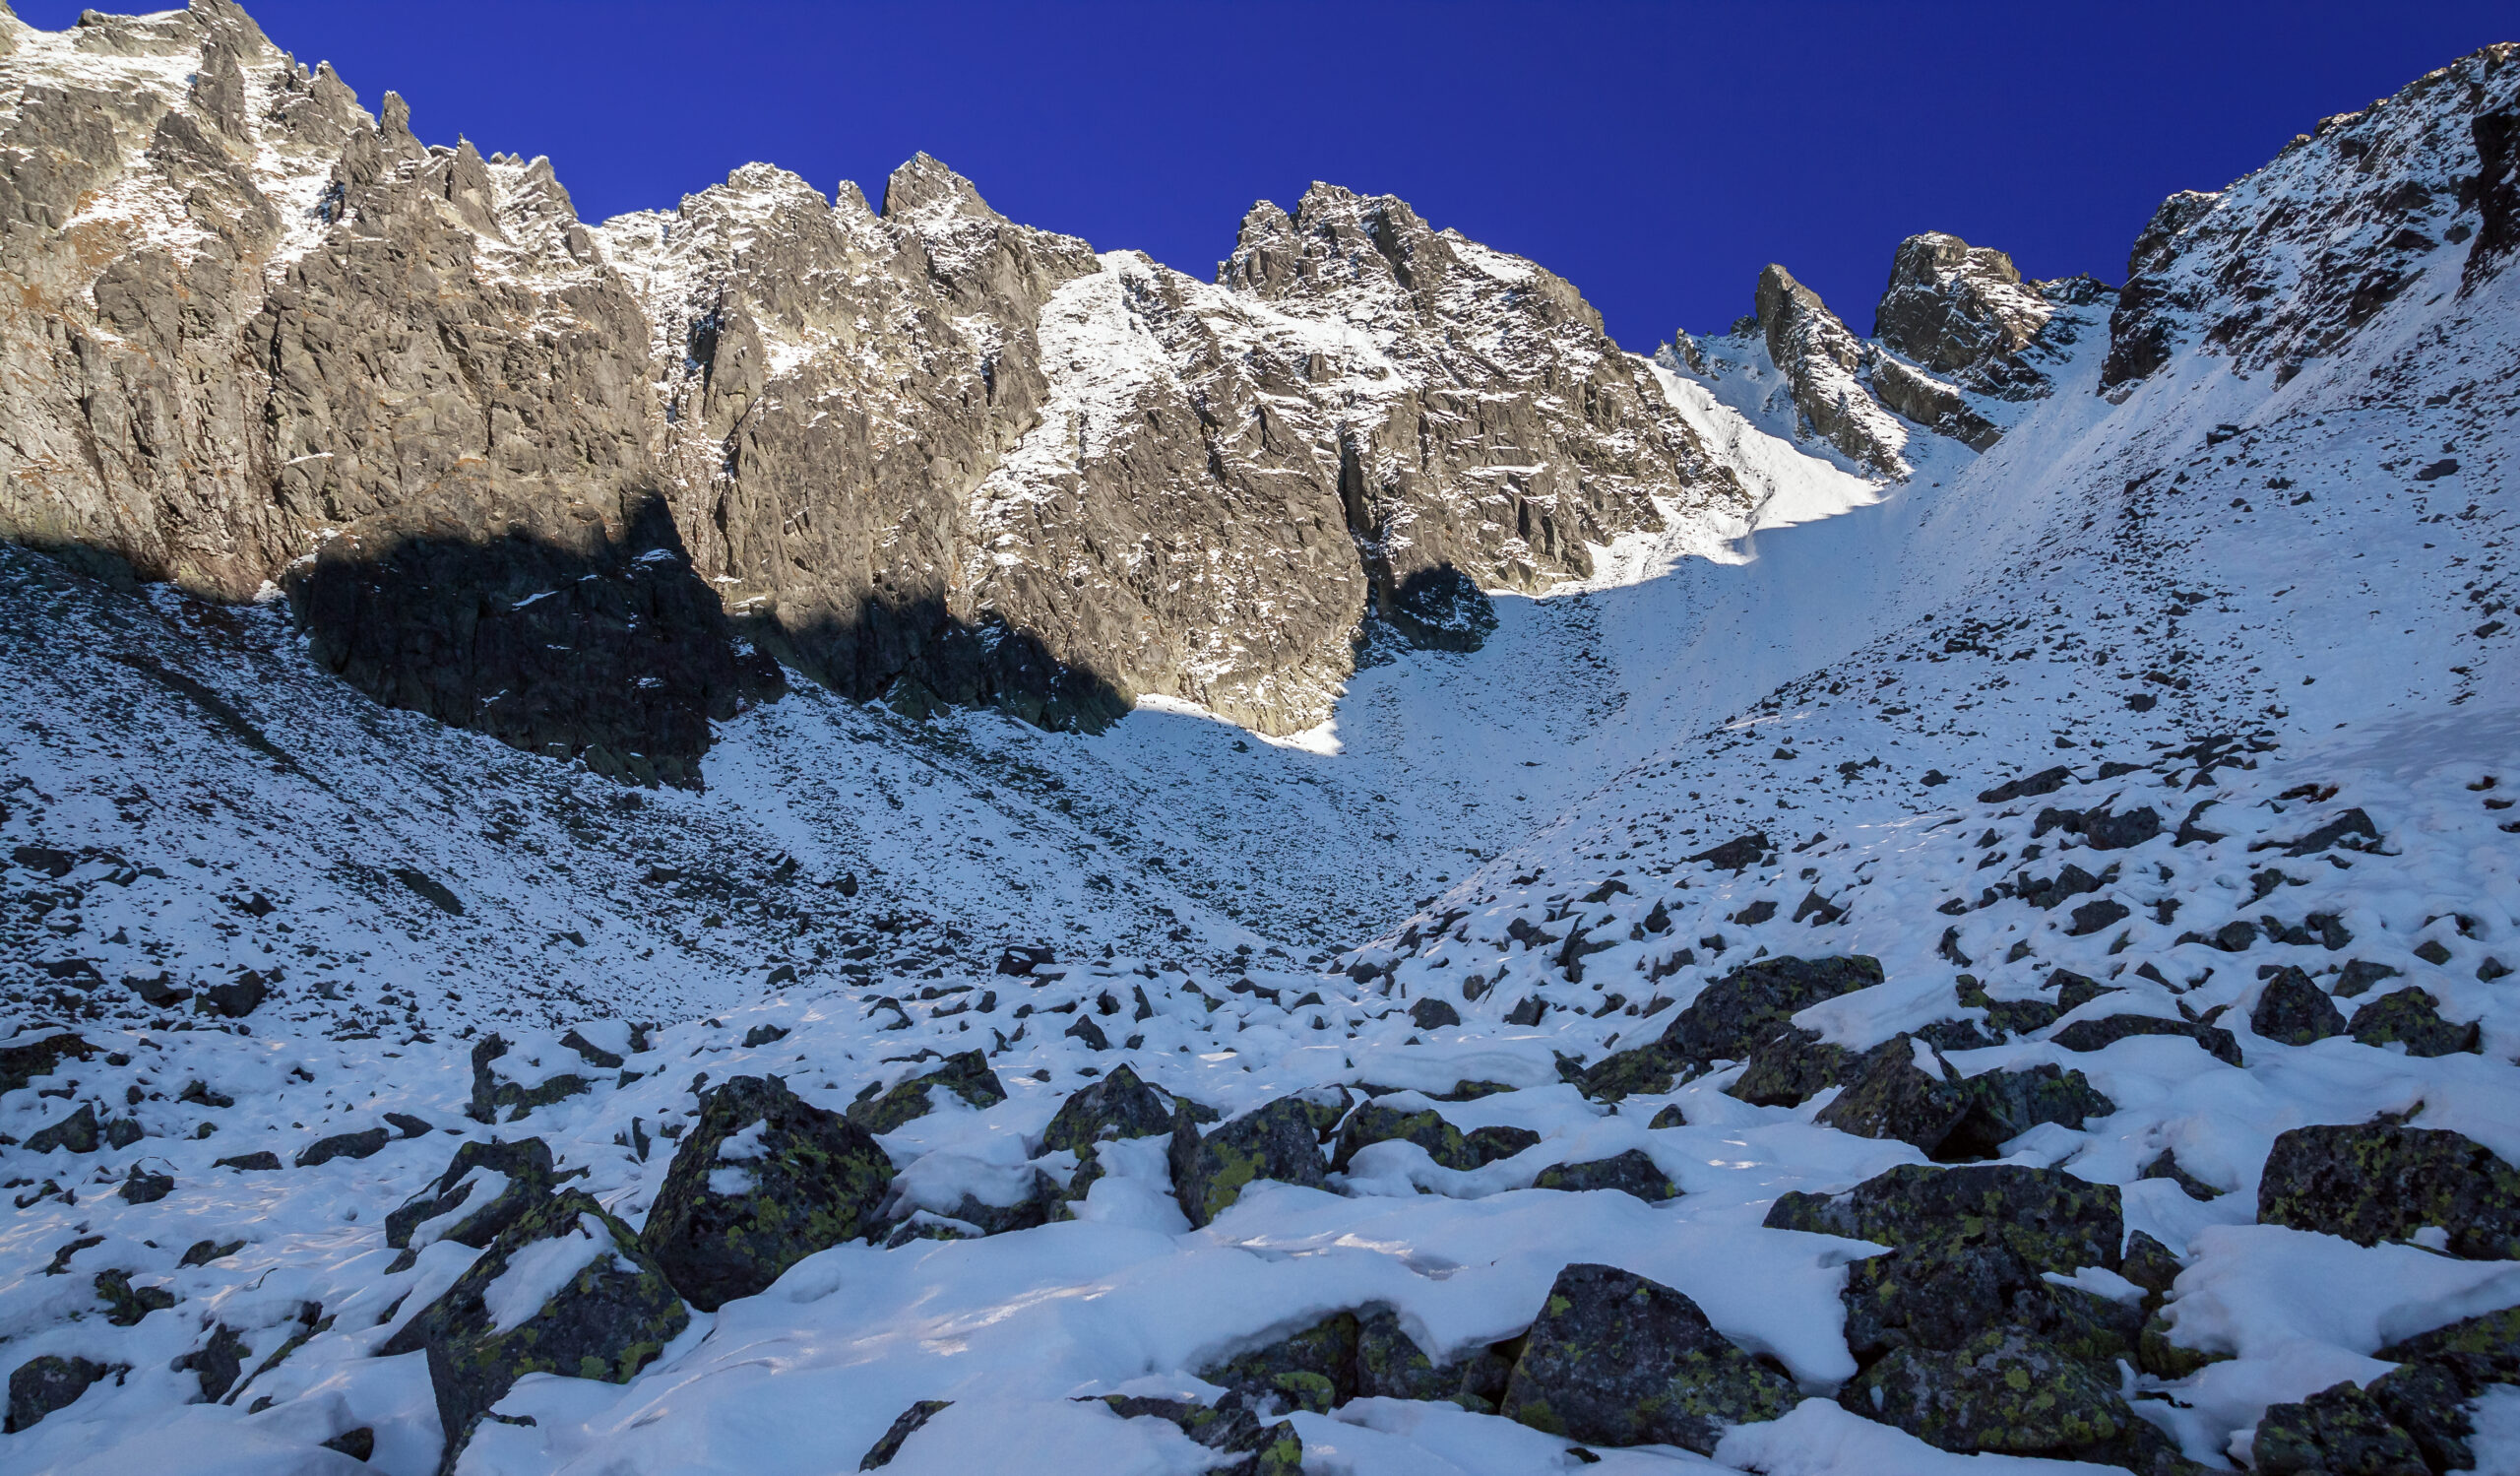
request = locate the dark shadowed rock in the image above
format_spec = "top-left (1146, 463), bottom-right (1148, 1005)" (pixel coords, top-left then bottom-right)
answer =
top-left (466, 1034), bottom-right (589, 1124)
top-left (380, 1189), bottom-right (686, 1473)
top-left (2051, 1013), bottom-right (2242, 1066)
top-left (173, 1323), bottom-right (247, 1403)
top-left (859, 1399), bottom-right (951, 1469)
top-left (1839, 1329), bottom-right (2186, 1469)
top-left (1498, 1262), bottom-right (1796, 1453)
top-left (2251, 967), bottom-right (2347, 1045)
top-left (1408, 997), bottom-right (1461, 1031)
top-left (294, 1124), bottom-right (390, 1168)
top-left (5, 1355), bottom-right (122, 1434)
top-left (385, 1137), bottom-right (556, 1251)
top-left (1978, 767), bottom-right (2073, 804)
top-left (640, 1075), bottom-right (895, 1310)
top-left (1818, 1046), bottom-right (2113, 1162)
top-left (847, 1051), bottom-right (1007, 1134)
top-left (1685, 832), bottom-right (1771, 872)
top-left (1098, 1396), bottom-right (1302, 1476)
top-left (1766, 1164), bottom-right (2128, 1364)
top-left (2349, 988), bottom-right (2481, 1056)
top-left (1533, 1149), bottom-right (1677, 1201)
top-left (0, 1031), bottom-right (91, 1094)
top-left (2250, 1380), bottom-right (2428, 1476)
top-left (1727, 1027), bottom-right (1869, 1107)
top-left (1332, 1101), bottom-right (1478, 1172)
top-left (1200, 1309), bottom-right (1358, 1416)
top-left (2257, 1123), bottom-right (2520, 1259)
top-left (1585, 955), bottom-right (1884, 1100)
top-left (1354, 1305), bottom-right (1450, 1401)
top-left (117, 1165), bottom-right (173, 1204)
top-left (1039, 1061), bottom-right (1173, 1154)
top-left (1465, 1124), bottom-right (1542, 1164)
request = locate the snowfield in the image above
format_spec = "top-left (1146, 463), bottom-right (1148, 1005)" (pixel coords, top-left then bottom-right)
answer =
top-left (2, 15), bottom-right (2518, 1476)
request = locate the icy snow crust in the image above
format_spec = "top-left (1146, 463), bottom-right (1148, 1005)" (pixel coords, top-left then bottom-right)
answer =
top-left (2, 30), bottom-right (2518, 1476)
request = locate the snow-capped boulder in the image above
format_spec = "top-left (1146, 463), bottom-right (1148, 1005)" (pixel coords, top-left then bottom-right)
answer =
top-left (2255, 1123), bottom-right (2520, 1259)
top-left (639, 1074), bottom-right (894, 1310)
top-left (1167, 1095), bottom-right (1327, 1228)
top-left (380, 1189), bottom-right (686, 1471)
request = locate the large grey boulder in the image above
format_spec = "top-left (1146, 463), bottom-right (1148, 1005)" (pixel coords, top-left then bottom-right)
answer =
top-left (1498, 1262), bottom-right (1796, 1453)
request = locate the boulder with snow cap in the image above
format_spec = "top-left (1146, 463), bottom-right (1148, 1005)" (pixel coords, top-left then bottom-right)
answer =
top-left (846, 1050), bottom-right (1007, 1134)
top-left (2349, 988), bottom-right (2481, 1056)
top-left (1765, 1164), bottom-right (2131, 1364)
top-left (1330, 1100), bottom-right (1479, 1172)
top-left (5, 1355), bottom-right (124, 1434)
top-left (1196, 1304), bottom-right (1455, 1417)
top-left (2257, 1122), bottom-right (2520, 1259)
top-left (385, 1137), bottom-right (556, 1251)
top-left (1532, 1149), bottom-right (1678, 1201)
top-left (2251, 966), bottom-right (2348, 1045)
top-left (1583, 954), bottom-right (1884, 1100)
top-left (1837, 1328), bottom-right (2193, 1472)
top-left (1039, 1061), bottom-right (1174, 1154)
top-left (2249, 1379), bottom-right (2428, 1476)
top-left (640, 1074), bottom-right (895, 1310)
top-left (0, 1030), bottom-right (91, 1094)
top-left (466, 1033), bottom-right (589, 1123)
top-left (2050, 1011), bottom-right (2242, 1065)
top-left (1497, 1261), bottom-right (1796, 1453)
top-left (1168, 1096), bottom-right (1329, 1228)
top-left (381, 1188), bottom-right (685, 1475)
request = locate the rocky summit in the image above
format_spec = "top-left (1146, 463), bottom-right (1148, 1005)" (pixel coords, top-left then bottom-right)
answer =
top-left (0, 6), bottom-right (2517, 1476)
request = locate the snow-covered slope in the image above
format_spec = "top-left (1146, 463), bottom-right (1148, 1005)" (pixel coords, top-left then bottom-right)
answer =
top-left (1, 16), bottom-right (2517, 1476)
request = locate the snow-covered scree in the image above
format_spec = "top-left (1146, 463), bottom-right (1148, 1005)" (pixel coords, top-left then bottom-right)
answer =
top-left (4, 17), bottom-right (2520, 1476)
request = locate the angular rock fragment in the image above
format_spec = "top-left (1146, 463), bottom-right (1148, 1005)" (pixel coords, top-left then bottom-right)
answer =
top-left (381, 1189), bottom-right (686, 1469)
top-left (2251, 966), bottom-right (2347, 1046)
top-left (2257, 1123), bottom-right (2520, 1259)
top-left (1584, 955), bottom-right (1883, 1100)
top-left (2349, 988), bottom-right (2481, 1057)
top-left (5, 1355), bottom-right (122, 1434)
top-left (1839, 1329), bottom-right (2185, 1469)
top-left (1498, 1262), bottom-right (1796, 1453)
top-left (1533, 1149), bottom-right (1677, 1201)
top-left (847, 1051), bottom-right (1007, 1134)
top-left (2250, 1379), bottom-right (2428, 1476)
top-left (640, 1075), bottom-right (894, 1309)
top-left (386, 1137), bottom-right (556, 1251)
top-left (1169, 1097), bottom-right (1328, 1228)
top-left (859, 1399), bottom-right (950, 1469)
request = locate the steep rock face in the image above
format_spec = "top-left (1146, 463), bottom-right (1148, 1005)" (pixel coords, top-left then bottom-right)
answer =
top-left (2104, 43), bottom-right (2520, 393)
top-left (1751, 264), bottom-right (1911, 477)
top-left (1872, 232), bottom-right (2058, 397)
top-left (0, 2), bottom-right (1752, 751)
top-left (0, 0), bottom-right (776, 782)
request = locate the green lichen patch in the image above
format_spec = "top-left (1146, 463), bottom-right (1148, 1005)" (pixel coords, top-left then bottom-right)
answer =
top-left (1331, 1101), bottom-right (1478, 1172)
top-left (1533, 1149), bottom-right (1678, 1201)
top-left (847, 1051), bottom-right (1008, 1135)
top-left (2349, 988), bottom-right (2482, 1057)
top-left (1168, 1096), bottom-right (1327, 1228)
top-left (1839, 1329), bottom-right (2187, 1470)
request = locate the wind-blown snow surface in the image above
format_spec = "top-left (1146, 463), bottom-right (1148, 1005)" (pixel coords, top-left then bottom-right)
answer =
top-left (5, 61), bottom-right (2520, 1476)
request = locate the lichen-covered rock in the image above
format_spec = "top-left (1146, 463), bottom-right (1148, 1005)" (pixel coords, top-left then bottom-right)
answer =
top-left (1169, 1096), bottom-right (1327, 1229)
top-left (1839, 1330), bottom-right (2185, 1470)
top-left (1726, 1027), bottom-right (1868, 1107)
top-left (2138, 1310), bottom-right (2232, 1380)
top-left (1765, 1164), bottom-right (2126, 1363)
top-left (2349, 988), bottom-right (2482, 1057)
top-left (1100, 1396), bottom-right (1302, 1476)
top-left (1532, 1149), bottom-right (1678, 1202)
top-left (1354, 1306), bottom-right (1451, 1401)
top-left (1466, 1124), bottom-right (1542, 1164)
top-left (25, 1103), bottom-right (98, 1154)
top-left (640, 1074), bottom-right (895, 1310)
top-left (0, 1030), bottom-right (91, 1094)
top-left (2141, 1147), bottom-right (2224, 1201)
top-left (2249, 1380), bottom-right (2428, 1476)
top-left (2120, 1231), bottom-right (2183, 1300)
top-left (2051, 1012), bottom-right (2242, 1066)
top-left (847, 1051), bottom-right (1008, 1134)
top-left (2251, 966), bottom-right (2348, 1045)
top-left (2257, 1122), bottom-right (2520, 1259)
top-left (385, 1137), bottom-right (556, 1251)
top-left (2359, 1304), bottom-right (2520, 1470)
top-left (381, 1189), bottom-right (686, 1474)
top-left (1331, 1101), bottom-right (1478, 1172)
top-left (1408, 997), bottom-right (1462, 1031)
top-left (1498, 1262), bottom-right (1796, 1453)
top-left (1199, 1310), bottom-right (1359, 1416)
top-left (5, 1354), bottom-right (122, 1434)
top-left (1038, 1061), bottom-right (1173, 1155)
top-left (1817, 1046), bottom-right (2114, 1163)
top-left (1585, 955), bottom-right (1884, 1100)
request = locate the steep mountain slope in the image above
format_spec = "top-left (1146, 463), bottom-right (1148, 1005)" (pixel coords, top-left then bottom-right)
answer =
top-left (0, 9), bottom-right (2516, 1476)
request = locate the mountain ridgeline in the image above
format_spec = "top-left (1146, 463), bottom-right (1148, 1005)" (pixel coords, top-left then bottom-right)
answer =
top-left (2, 1), bottom-right (2516, 782)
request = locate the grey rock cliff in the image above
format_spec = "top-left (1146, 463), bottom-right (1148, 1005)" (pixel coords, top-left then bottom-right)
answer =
top-left (0, 1), bottom-right (1752, 761)
top-left (1751, 263), bottom-right (1910, 476)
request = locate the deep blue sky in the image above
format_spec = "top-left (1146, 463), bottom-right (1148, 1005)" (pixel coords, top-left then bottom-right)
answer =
top-left (24, 2), bottom-right (2514, 343)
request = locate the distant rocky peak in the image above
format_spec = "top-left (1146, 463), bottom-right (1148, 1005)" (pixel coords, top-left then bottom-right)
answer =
top-left (881, 151), bottom-right (1001, 226)
top-left (1873, 232), bottom-right (2053, 381)
top-left (1222, 181), bottom-right (1458, 306)
top-left (1748, 264), bottom-right (1909, 477)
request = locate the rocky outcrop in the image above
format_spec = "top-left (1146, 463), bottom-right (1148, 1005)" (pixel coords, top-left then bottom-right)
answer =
top-left (1583, 954), bottom-right (1884, 1099)
top-left (0, 1), bottom-right (1753, 767)
top-left (1873, 232), bottom-right (2073, 400)
top-left (2104, 44), bottom-right (2520, 393)
top-left (1752, 265), bottom-right (1910, 477)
